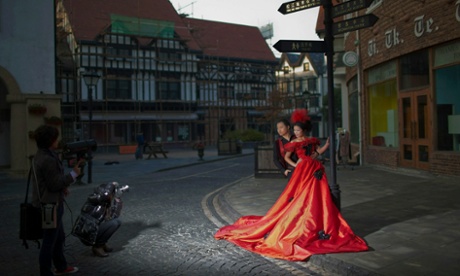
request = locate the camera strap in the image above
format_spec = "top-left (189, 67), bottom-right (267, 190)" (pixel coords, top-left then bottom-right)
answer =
top-left (31, 158), bottom-right (43, 203)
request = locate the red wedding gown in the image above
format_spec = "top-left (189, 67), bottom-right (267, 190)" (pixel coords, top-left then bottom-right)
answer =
top-left (214, 138), bottom-right (368, 261)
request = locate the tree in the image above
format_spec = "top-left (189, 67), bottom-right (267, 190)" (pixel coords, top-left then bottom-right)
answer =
top-left (256, 89), bottom-right (294, 144)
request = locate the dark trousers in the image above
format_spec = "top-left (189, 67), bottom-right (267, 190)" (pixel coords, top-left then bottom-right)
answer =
top-left (39, 204), bottom-right (67, 276)
top-left (95, 218), bottom-right (121, 247)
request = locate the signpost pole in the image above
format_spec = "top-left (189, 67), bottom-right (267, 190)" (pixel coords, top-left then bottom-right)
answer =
top-left (324, 0), bottom-right (341, 210)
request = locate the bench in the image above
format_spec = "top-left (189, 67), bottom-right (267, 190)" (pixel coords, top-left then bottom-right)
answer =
top-left (145, 142), bottom-right (168, 159)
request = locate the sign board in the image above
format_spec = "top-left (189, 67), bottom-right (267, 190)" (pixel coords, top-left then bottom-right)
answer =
top-left (278, 0), bottom-right (323, 15)
top-left (333, 14), bottom-right (378, 35)
top-left (332, 0), bottom-right (374, 18)
top-left (342, 51), bottom-right (359, 67)
top-left (273, 40), bottom-right (326, 53)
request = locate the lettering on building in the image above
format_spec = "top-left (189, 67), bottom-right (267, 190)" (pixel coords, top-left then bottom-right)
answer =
top-left (385, 28), bottom-right (402, 49)
top-left (414, 15), bottom-right (438, 38)
top-left (368, 39), bottom-right (378, 57)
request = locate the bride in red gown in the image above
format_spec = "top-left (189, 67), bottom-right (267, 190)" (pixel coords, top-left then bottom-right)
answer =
top-left (214, 109), bottom-right (368, 261)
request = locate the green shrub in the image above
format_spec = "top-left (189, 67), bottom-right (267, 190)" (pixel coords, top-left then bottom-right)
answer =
top-left (223, 129), bottom-right (264, 142)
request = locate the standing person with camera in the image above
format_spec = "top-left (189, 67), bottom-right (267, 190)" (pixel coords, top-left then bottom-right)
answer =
top-left (31, 125), bottom-right (83, 275)
top-left (73, 182), bottom-right (125, 257)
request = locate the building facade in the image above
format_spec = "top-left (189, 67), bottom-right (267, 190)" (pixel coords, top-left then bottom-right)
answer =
top-left (276, 53), bottom-right (326, 138)
top-left (59, 0), bottom-right (278, 150)
top-left (1, 0), bottom-right (62, 174)
top-left (0, 0), bottom-right (278, 174)
top-left (342, 0), bottom-right (460, 175)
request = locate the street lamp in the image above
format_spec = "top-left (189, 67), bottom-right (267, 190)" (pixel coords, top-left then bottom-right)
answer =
top-left (82, 71), bottom-right (100, 184)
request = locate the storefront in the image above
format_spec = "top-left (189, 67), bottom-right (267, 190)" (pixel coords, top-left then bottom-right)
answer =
top-left (341, 0), bottom-right (460, 176)
top-left (361, 40), bottom-right (460, 175)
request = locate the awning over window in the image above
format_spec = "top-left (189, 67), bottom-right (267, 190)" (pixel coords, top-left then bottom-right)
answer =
top-left (247, 110), bottom-right (265, 116)
top-left (80, 112), bottom-right (198, 121)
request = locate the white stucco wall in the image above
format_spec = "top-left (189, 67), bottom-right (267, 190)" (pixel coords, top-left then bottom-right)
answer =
top-left (0, 0), bottom-right (55, 94)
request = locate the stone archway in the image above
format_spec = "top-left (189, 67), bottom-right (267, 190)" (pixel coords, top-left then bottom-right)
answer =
top-left (1, 66), bottom-right (63, 175)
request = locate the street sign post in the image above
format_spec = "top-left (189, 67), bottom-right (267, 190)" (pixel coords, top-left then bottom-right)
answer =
top-left (278, 0), bottom-right (323, 15)
top-left (332, 13), bottom-right (379, 35)
top-left (332, 0), bottom-right (374, 18)
top-left (277, 0), bottom-right (380, 210)
top-left (273, 40), bottom-right (326, 53)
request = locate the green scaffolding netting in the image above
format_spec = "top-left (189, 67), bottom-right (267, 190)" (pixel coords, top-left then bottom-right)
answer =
top-left (110, 14), bottom-right (174, 38)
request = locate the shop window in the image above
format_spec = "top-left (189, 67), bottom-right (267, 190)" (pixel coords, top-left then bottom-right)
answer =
top-left (368, 79), bottom-right (398, 147)
top-left (399, 49), bottom-right (429, 90)
top-left (435, 66), bottom-right (460, 151)
top-left (178, 124), bottom-right (189, 141)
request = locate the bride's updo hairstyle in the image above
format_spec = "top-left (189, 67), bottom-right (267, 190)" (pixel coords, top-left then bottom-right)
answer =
top-left (291, 109), bottom-right (312, 133)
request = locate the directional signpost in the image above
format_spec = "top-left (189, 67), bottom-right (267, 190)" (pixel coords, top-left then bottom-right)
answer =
top-left (273, 40), bottom-right (326, 53)
top-left (333, 14), bottom-right (379, 35)
top-left (276, 0), bottom-right (379, 210)
top-left (332, 0), bottom-right (374, 18)
top-left (278, 0), bottom-right (323, 15)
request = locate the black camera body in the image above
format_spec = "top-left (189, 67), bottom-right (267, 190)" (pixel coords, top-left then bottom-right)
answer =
top-left (62, 139), bottom-right (97, 169)
top-left (63, 139), bottom-right (97, 156)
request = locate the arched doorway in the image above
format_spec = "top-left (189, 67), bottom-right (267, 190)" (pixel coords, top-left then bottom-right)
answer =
top-left (0, 78), bottom-right (11, 167)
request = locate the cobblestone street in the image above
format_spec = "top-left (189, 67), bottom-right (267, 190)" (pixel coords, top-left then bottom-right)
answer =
top-left (1, 152), bottom-right (330, 275)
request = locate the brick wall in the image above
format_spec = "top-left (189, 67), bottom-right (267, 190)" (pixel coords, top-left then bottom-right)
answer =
top-left (348, 0), bottom-right (460, 71)
top-left (430, 152), bottom-right (460, 176)
top-left (364, 146), bottom-right (399, 168)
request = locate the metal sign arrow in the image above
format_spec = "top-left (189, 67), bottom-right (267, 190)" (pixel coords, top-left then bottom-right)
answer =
top-left (273, 40), bottom-right (326, 53)
top-left (332, 13), bottom-right (379, 35)
top-left (278, 0), bottom-right (323, 15)
top-left (332, 0), bottom-right (374, 18)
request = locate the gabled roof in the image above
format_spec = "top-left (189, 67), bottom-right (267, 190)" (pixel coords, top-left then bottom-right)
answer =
top-left (279, 53), bottom-right (325, 75)
top-left (62, 0), bottom-right (276, 63)
top-left (182, 18), bottom-right (277, 62)
top-left (62, 0), bottom-right (200, 50)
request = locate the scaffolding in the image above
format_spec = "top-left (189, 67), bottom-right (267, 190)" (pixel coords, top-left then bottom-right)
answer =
top-left (56, 12), bottom-right (279, 151)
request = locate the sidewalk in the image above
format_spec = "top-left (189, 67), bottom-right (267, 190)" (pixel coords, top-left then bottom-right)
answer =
top-left (217, 164), bottom-right (460, 275)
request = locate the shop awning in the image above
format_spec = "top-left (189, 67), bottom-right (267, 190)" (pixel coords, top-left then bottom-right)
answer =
top-left (80, 112), bottom-right (198, 121)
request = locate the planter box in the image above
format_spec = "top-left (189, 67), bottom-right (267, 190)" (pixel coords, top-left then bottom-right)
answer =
top-left (254, 145), bottom-right (284, 178)
top-left (217, 139), bottom-right (242, 155)
top-left (119, 145), bottom-right (137, 154)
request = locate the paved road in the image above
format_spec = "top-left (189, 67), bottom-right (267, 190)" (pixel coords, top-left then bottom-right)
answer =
top-left (1, 154), bottom-right (335, 275)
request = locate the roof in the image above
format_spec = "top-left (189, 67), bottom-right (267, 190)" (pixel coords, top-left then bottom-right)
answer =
top-left (62, 0), bottom-right (276, 62)
top-left (62, 0), bottom-right (200, 50)
top-left (182, 18), bottom-right (277, 62)
top-left (315, 0), bottom-right (342, 35)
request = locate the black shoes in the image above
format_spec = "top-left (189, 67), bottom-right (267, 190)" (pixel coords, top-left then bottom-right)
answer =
top-left (102, 244), bottom-right (113, 252)
top-left (92, 246), bottom-right (108, 257)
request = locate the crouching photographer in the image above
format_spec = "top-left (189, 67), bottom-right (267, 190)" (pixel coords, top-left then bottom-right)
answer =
top-left (72, 182), bottom-right (129, 257)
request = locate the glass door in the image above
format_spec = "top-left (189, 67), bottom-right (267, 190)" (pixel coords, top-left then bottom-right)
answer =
top-left (399, 90), bottom-right (431, 169)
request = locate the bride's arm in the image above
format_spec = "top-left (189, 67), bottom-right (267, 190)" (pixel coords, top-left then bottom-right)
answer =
top-left (284, 150), bottom-right (298, 167)
top-left (316, 137), bottom-right (330, 155)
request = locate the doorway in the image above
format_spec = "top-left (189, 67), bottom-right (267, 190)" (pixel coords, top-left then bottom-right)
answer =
top-left (399, 89), bottom-right (431, 170)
